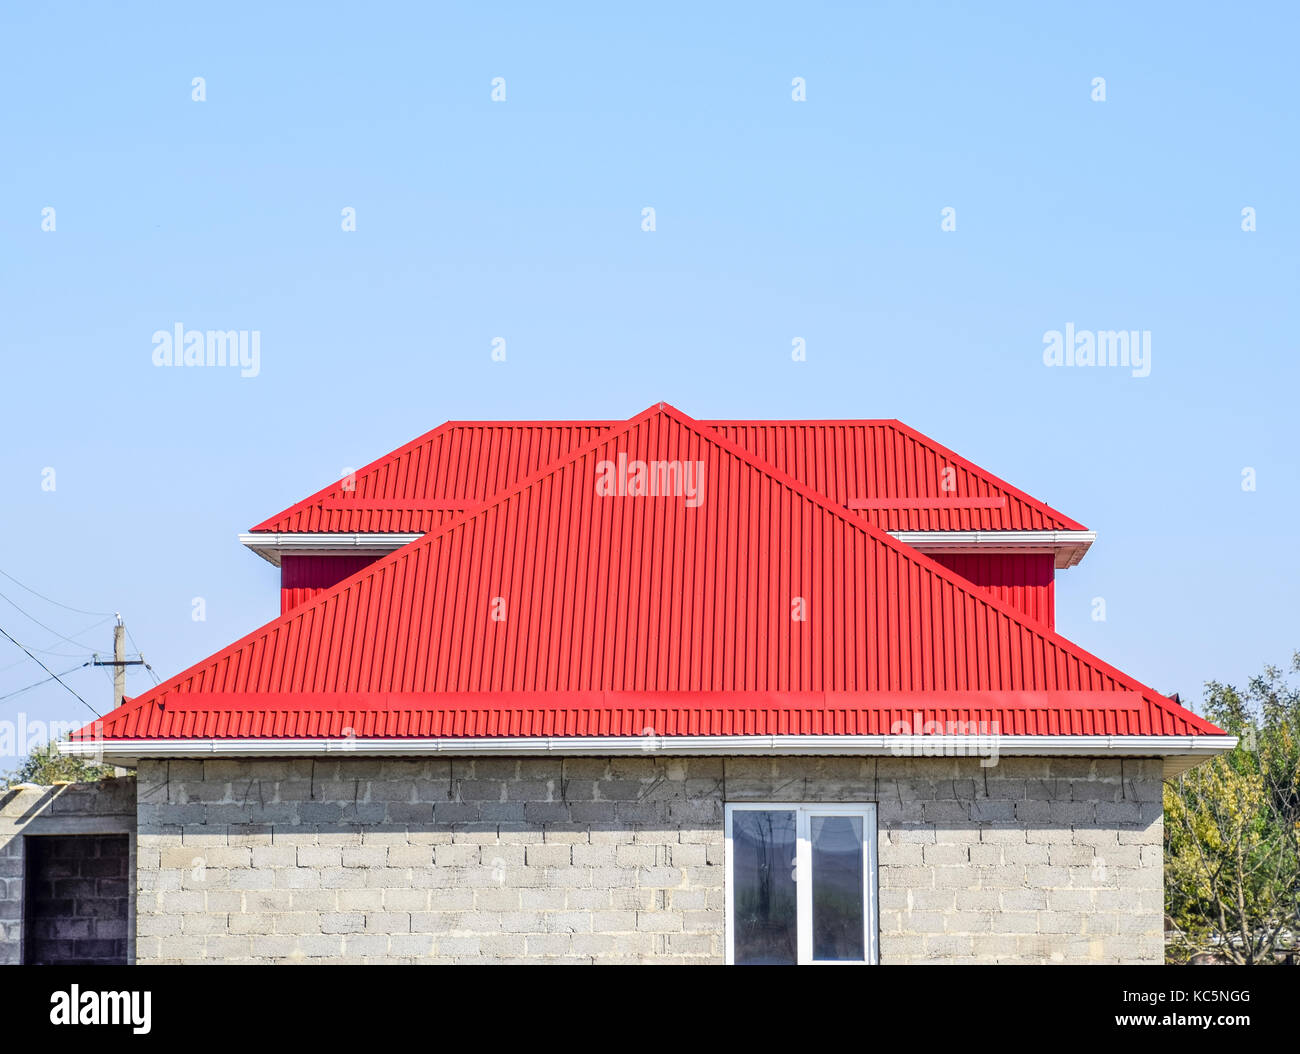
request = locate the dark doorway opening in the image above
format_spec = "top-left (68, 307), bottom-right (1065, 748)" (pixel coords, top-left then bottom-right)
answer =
top-left (23, 834), bottom-right (129, 965)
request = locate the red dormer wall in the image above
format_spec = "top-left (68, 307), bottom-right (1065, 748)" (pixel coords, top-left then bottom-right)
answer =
top-left (280, 554), bottom-right (382, 614)
top-left (928, 552), bottom-right (1055, 627)
top-left (282, 550), bottom-right (1056, 626)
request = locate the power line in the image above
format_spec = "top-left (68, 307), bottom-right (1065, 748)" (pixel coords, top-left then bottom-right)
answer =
top-left (0, 662), bottom-right (90, 703)
top-left (0, 615), bottom-right (105, 660)
top-left (0, 590), bottom-right (112, 651)
top-left (0, 635), bottom-right (95, 660)
top-left (0, 568), bottom-right (113, 617)
top-left (0, 623), bottom-right (100, 718)
top-left (0, 570), bottom-right (162, 692)
top-left (124, 624), bottom-right (161, 685)
top-left (0, 628), bottom-right (99, 658)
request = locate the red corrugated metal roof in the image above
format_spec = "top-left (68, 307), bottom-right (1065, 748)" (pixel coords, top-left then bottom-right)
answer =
top-left (249, 417), bottom-right (1084, 535)
top-left (249, 422), bottom-right (615, 534)
top-left (93, 691), bottom-right (1158, 739)
top-left (712, 420), bottom-right (1085, 532)
top-left (85, 403), bottom-right (1212, 742)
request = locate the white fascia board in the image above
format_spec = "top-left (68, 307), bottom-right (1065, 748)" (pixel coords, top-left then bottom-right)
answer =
top-left (63, 734), bottom-right (1236, 778)
top-left (239, 532), bottom-right (425, 567)
top-left (888, 530), bottom-right (1097, 568)
top-left (242, 529), bottom-right (1097, 569)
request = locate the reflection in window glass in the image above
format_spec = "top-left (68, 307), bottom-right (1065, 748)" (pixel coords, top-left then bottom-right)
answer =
top-left (811, 814), bottom-right (865, 961)
top-left (731, 810), bottom-right (797, 965)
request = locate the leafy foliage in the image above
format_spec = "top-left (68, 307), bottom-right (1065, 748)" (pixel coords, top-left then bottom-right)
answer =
top-left (1165, 654), bottom-right (1300, 963)
top-left (3, 737), bottom-right (117, 787)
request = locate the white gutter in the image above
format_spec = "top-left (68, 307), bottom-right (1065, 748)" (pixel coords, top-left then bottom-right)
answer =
top-left (888, 530), bottom-right (1097, 568)
top-left (62, 734), bottom-right (1235, 777)
top-left (243, 529), bottom-right (1098, 568)
top-left (239, 532), bottom-right (424, 567)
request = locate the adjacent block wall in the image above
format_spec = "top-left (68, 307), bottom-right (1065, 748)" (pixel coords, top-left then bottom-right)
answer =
top-left (134, 756), bottom-right (1164, 964)
top-left (0, 777), bottom-right (138, 965)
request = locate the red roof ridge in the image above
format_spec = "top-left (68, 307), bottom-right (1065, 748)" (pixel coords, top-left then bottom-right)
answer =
top-left (100, 406), bottom-right (674, 728)
top-left (96, 401), bottom-right (1214, 740)
top-left (247, 415), bottom-right (1085, 535)
top-left (884, 418), bottom-right (1087, 532)
top-left (247, 420), bottom-right (459, 533)
top-left (650, 405), bottom-right (1191, 722)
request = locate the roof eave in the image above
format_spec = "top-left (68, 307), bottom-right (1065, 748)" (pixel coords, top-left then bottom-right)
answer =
top-left (890, 529), bottom-right (1097, 568)
top-left (239, 532), bottom-right (426, 567)
top-left (241, 528), bottom-right (1099, 569)
top-left (63, 733), bottom-right (1237, 779)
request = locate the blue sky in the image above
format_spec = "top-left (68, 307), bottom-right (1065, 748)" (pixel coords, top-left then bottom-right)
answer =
top-left (1, 2), bottom-right (1296, 764)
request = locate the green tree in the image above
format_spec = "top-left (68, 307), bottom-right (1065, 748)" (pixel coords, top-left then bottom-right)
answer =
top-left (3, 737), bottom-right (117, 787)
top-left (1164, 654), bottom-right (1300, 963)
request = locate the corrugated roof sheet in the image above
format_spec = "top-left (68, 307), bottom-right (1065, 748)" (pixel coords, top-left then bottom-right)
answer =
top-left (85, 403), bottom-right (1212, 742)
top-left (249, 418), bottom-right (1084, 535)
top-left (94, 691), bottom-right (1167, 739)
top-left (250, 422), bottom-right (615, 534)
top-left (712, 420), bottom-right (1085, 532)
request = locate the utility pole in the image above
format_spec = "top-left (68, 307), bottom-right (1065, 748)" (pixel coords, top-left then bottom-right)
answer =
top-left (92, 614), bottom-right (145, 776)
top-left (92, 614), bottom-right (143, 710)
top-left (113, 616), bottom-right (126, 709)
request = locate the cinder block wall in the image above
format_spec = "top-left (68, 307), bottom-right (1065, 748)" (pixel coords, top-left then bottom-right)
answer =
top-left (134, 756), bottom-right (1164, 964)
top-left (22, 834), bottom-right (132, 964)
top-left (0, 777), bottom-right (138, 965)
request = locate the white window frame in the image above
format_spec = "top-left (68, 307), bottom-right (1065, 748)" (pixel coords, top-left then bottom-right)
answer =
top-left (724, 802), bottom-right (878, 965)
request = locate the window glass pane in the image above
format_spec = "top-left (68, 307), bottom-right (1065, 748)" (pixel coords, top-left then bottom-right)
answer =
top-left (731, 810), bottom-right (797, 965)
top-left (811, 814), bottom-right (865, 961)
